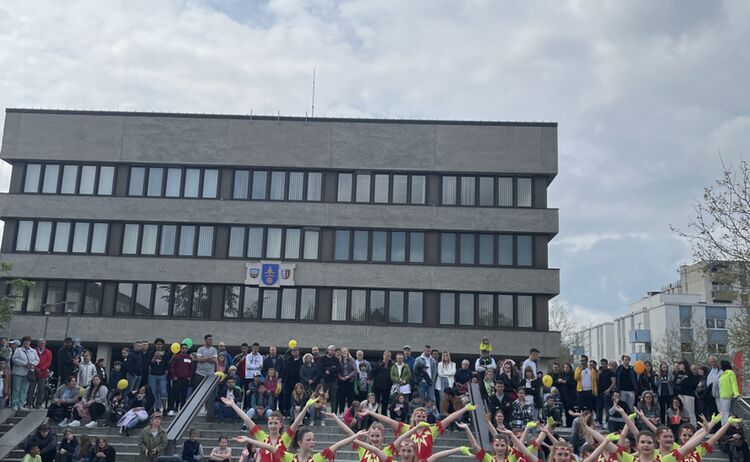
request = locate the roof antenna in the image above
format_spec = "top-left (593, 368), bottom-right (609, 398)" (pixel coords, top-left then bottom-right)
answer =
top-left (311, 68), bottom-right (316, 117)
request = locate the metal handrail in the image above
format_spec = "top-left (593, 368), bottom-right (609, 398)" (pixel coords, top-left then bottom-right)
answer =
top-left (468, 382), bottom-right (492, 450)
top-left (164, 374), bottom-right (220, 455)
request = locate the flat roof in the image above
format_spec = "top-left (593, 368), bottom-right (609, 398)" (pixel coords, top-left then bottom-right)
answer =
top-left (6, 108), bottom-right (558, 128)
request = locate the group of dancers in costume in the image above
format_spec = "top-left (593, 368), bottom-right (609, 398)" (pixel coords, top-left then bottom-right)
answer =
top-left (219, 396), bottom-right (743, 462)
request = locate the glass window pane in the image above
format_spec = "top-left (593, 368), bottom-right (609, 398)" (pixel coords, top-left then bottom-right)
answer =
top-left (393, 175), bottom-right (408, 204)
top-left (479, 177), bottom-right (494, 206)
top-left (460, 233), bottom-right (475, 264)
top-left (351, 290), bottom-right (366, 322)
top-left (289, 172), bottom-right (304, 200)
top-left (184, 169), bottom-right (200, 198)
top-left (72, 222), bottom-right (90, 253)
top-left (459, 293), bottom-right (475, 326)
top-left (45, 281), bottom-right (65, 314)
top-left (24, 164), bottom-right (41, 193)
top-left (7, 283), bottom-right (24, 312)
top-left (332, 289), bottom-right (348, 322)
top-left (154, 284), bottom-right (171, 317)
top-left (141, 224), bottom-right (158, 255)
top-left (334, 230), bottom-right (350, 261)
top-left (223, 286), bottom-right (241, 318)
top-left (303, 230), bottom-right (319, 260)
top-left (498, 177), bottom-right (513, 206)
top-left (281, 288), bottom-right (297, 320)
top-left (84, 282), bottom-right (102, 314)
top-left (352, 230), bottom-right (369, 261)
top-left (498, 235), bottom-right (513, 265)
top-left (300, 289), bottom-right (316, 320)
top-left (441, 233), bottom-right (456, 264)
top-left (409, 232), bottom-right (424, 263)
top-left (440, 293), bottom-right (455, 325)
top-left (266, 228), bottom-right (282, 258)
top-left (234, 170), bottom-right (249, 199)
top-left (518, 295), bottom-right (533, 327)
top-left (192, 285), bottom-right (209, 318)
top-left (116, 283), bottom-right (134, 315)
top-left (391, 232), bottom-right (406, 262)
top-left (134, 283), bottom-right (153, 316)
top-left (251, 171), bottom-right (267, 199)
top-left (197, 226), bottom-right (214, 256)
top-left (374, 174), bottom-right (389, 203)
top-left (122, 224), bottom-right (139, 254)
top-left (337, 173), bottom-right (352, 202)
top-left (411, 175), bottom-right (426, 204)
top-left (247, 228), bottom-right (263, 258)
top-left (242, 286), bottom-right (259, 319)
top-left (479, 235), bottom-right (494, 265)
top-left (478, 294), bottom-right (493, 327)
top-left (229, 227), bottom-right (245, 257)
top-left (388, 291), bottom-right (404, 323)
top-left (370, 290), bottom-right (385, 323)
top-left (270, 171), bottom-right (286, 200)
top-left (355, 174), bottom-right (371, 203)
top-left (165, 168), bottom-right (182, 197)
top-left (98, 166), bottom-right (115, 195)
top-left (498, 295), bottom-right (514, 327)
top-left (408, 292), bottom-right (423, 323)
top-left (80, 166), bottom-right (97, 194)
top-left (53, 222), bottom-right (71, 252)
top-left (372, 231), bottom-right (387, 262)
top-left (202, 169), bottom-right (219, 198)
top-left (172, 284), bottom-right (190, 317)
top-left (60, 165), bottom-right (78, 194)
top-left (26, 282), bottom-right (44, 312)
top-left (517, 178), bottom-right (532, 207)
top-left (42, 164), bottom-right (59, 193)
top-left (34, 221), bottom-right (52, 252)
top-left (179, 225), bottom-right (196, 256)
top-left (285, 228), bottom-right (301, 259)
top-left (129, 167), bottom-right (145, 195)
top-left (517, 235), bottom-right (533, 266)
top-left (160, 225), bottom-right (177, 256)
top-left (442, 176), bottom-right (457, 205)
top-left (90, 223), bottom-right (108, 254)
top-left (15, 220), bottom-right (33, 251)
top-left (460, 176), bottom-right (476, 205)
top-left (306, 172), bottom-right (322, 201)
top-left (147, 168), bottom-right (164, 196)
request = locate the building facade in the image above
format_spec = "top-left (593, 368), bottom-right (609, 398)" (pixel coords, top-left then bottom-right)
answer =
top-left (0, 108), bottom-right (560, 357)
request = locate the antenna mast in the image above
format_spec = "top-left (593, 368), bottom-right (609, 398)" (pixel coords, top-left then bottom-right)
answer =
top-left (311, 68), bottom-right (316, 117)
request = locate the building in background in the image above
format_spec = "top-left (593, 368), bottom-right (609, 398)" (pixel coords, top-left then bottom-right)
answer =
top-left (662, 261), bottom-right (749, 306)
top-left (0, 108), bottom-right (560, 359)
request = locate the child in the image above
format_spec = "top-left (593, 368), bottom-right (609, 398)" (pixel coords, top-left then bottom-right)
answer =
top-left (424, 400), bottom-right (441, 424)
top-left (480, 336), bottom-right (493, 354)
top-left (57, 429), bottom-right (78, 462)
top-left (22, 445), bottom-right (41, 462)
top-left (408, 391), bottom-right (424, 415)
top-left (343, 400), bottom-right (361, 431)
top-left (542, 393), bottom-right (563, 427)
top-left (389, 393), bottom-right (409, 423)
top-left (182, 429), bottom-right (204, 462)
top-left (209, 436), bottom-right (231, 462)
top-left (354, 363), bottom-right (370, 403)
top-left (108, 361), bottom-right (123, 391)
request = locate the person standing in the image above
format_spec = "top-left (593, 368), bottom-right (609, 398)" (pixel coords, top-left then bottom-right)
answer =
top-left (718, 359), bottom-right (739, 425)
top-left (242, 343), bottom-right (263, 389)
top-left (148, 341), bottom-right (169, 413)
top-left (371, 350), bottom-right (393, 413)
top-left (574, 355), bottom-right (597, 412)
top-left (216, 342), bottom-right (233, 373)
top-left (193, 334), bottom-right (218, 416)
top-left (281, 346), bottom-right (302, 417)
top-left (262, 346), bottom-right (284, 379)
top-left (168, 343), bottom-right (194, 416)
top-left (136, 413), bottom-right (168, 462)
top-left (77, 351), bottom-right (97, 389)
top-left (11, 336), bottom-right (40, 411)
top-left (123, 344), bottom-right (143, 393)
top-left (337, 348), bottom-right (356, 415)
top-left (57, 338), bottom-right (76, 385)
top-left (614, 355), bottom-right (638, 409)
top-left (594, 360), bottom-right (615, 426)
top-left (436, 351), bottom-right (456, 404)
top-left (705, 354), bottom-right (721, 417)
top-left (521, 348), bottom-right (540, 378)
top-left (319, 345), bottom-right (340, 414)
top-left (28, 339), bottom-right (51, 409)
top-left (402, 346), bottom-right (415, 372)
top-left (413, 345), bottom-right (437, 404)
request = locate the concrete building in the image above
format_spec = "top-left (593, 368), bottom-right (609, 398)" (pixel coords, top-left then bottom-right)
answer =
top-left (578, 321), bottom-right (615, 362)
top-left (662, 261), bottom-right (750, 306)
top-left (0, 108), bottom-right (561, 359)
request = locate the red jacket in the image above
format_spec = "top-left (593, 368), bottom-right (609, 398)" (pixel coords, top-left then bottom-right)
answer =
top-left (168, 353), bottom-right (195, 379)
top-left (35, 348), bottom-right (52, 379)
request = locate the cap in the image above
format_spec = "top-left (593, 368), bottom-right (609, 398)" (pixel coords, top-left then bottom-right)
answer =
top-left (10, 339), bottom-right (21, 346)
top-left (403, 345), bottom-right (412, 350)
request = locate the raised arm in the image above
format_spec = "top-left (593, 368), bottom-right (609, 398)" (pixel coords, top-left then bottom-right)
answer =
top-left (391, 424), bottom-right (423, 450)
top-left (634, 407), bottom-right (657, 433)
top-left (457, 423), bottom-right (481, 452)
top-left (362, 409), bottom-right (401, 432)
top-left (582, 437), bottom-right (612, 462)
top-left (231, 436), bottom-right (276, 452)
top-left (290, 397), bottom-right (320, 434)
top-left (427, 447), bottom-right (466, 462)
top-left (581, 418), bottom-right (619, 454)
top-left (540, 423), bottom-right (559, 445)
top-left (440, 403), bottom-right (475, 429)
top-left (221, 397), bottom-right (256, 431)
top-left (500, 428), bottom-right (537, 462)
top-left (353, 440), bottom-right (387, 462)
top-left (615, 405), bottom-right (639, 440)
top-left (326, 430), bottom-right (368, 455)
top-left (323, 411), bottom-right (355, 436)
top-left (483, 413), bottom-right (499, 437)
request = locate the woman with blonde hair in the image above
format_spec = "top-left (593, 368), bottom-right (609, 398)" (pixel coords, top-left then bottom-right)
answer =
top-left (436, 351), bottom-right (455, 404)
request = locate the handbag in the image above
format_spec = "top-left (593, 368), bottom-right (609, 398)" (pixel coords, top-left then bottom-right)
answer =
top-left (23, 350), bottom-right (37, 382)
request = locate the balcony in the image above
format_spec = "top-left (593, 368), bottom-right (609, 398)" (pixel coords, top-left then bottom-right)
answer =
top-left (711, 290), bottom-right (737, 303)
top-left (629, 329), bottom-right (651, 343)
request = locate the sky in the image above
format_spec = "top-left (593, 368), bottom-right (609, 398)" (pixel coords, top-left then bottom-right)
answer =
top-left (1, 0), bottom-right (749, 326)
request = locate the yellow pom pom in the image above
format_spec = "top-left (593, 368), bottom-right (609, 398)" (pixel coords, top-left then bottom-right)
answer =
top-left (526, 422), bottom-right (537, 429)
top-left (117, 379), bottom-right (129, 390)
top-left (607, 433), bottom-right (620, 442)
top-left (465, 404), bottom-right (476, 411)
top-left (460, 447), bottom-right (473, 456)
top-left (728, 417), bottom-right (743, 425)
top-left (628, 413), bottom-right (637, 420)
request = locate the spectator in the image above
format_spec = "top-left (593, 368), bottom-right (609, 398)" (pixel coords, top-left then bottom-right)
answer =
top-left (695, 365), bottom-right (709, 419)
top-left (479, 336), bottom-right (493, 354)
top-left (281, 346), bottom-right (302, 416)
top-left (718, 359), bottom-right (739, 424)
top-left (310, 346), bottom-right (321, 364)
top-left (117, 385), bottom-right (155, 436)
top-left (638, 361), bottom-right (657, 395)
top-left (57, 338), bottom-right (76, 384)
top-left (595, 358), bottom-right (615, 427)
top-left (615, 355), bottom-right (638, 409)
top-left (76, 435), bottom-right (92, 462)
top-left (674, 359), bottom-right (697, 426)
top-left (637, 390), bottom-right (660, 429)
top-left (264, 368), bottom-right (282, 410)
top-left (299, 353), bottom-right (320, 392)
top-left (475, 349), bottom-right (496, 376)
top-left (439, 387), bottom-right (464, 431)
top-left (182, 429), bottom-right (204, 462)
top-left (226, 365), bottom-right (240, 383)
top-left (542, 392), bottom-right (563, 427)
top-left (423, 399), bottom-right (441, 424)
top-left (409, 390), bottom-right (424, 414)
top-left (216, 342), bottom-right (233, 373)
top-left (56, 429), bottom-right (78, 462)
top-left (337, 347), bottom-right (357, 415)
top-left (510, 388), bottom-right (534, 429)
top-left (147, 340), bottom-right (169, 413)
top-left (521, 348), bottom-right (540, 377)
top-left (436, 351), bottom-right (455, 404)
top-left (414, 345), bottom-right (437, 404)
top-left (402, 345), bottom-right (415, 371)
top-left (108, 389), bottom-right (127, 427)
top-left (496, 360), bottom-right (520, 396)
top-left (666, 396), bottom-right (690, 437)
top-left (168, 343), bottom-right (193, 416)
top-left (11, 336), bottom-right (40, 411)
top-left (355, 350), bottom-right (371, 375)
top-left (289, 382), bottom-right (309, 420)
top-left (520, 366), bottom-right (542, 413)
top-left (91, 437), bottom-right (116, 462)
top-left (307, 384), bottom-right (327, 426)
top-left (122, 347), bottom-right (140, 393)
top-left (319, 345), bottom-right (340, 413)
top-left (77, 350), bottom-right (97, 389)
top-left (371, 351), bottom-right (393, 412)
top-left (233, 343), bottom-right (249, 366)
top-left (0, 358), bottom-right (9, 407)
top-left (487, 381), bottom-right (512, 424)
top-left (70, 374), bottom-right (108, 428)
top-left (47, 375), bottom-right (82, 426)
top-left (705, 354), bottom-right (721, 417)
top-left (0, 337), bottom-right (10, 362)
top-left (569, 410), bottom-right (593, 453)
top-left (656, 361), bottom-right (673, 424)
top-left (21, 444), bottom-right (41, 462)
top-left (95, 358), bottom-right (108, 384)
top-left (479, 369), bottom-right (496, 404)
top-left (262, 346), bottom-right (284, 379)
top-left (108, 360), bottom-right (124, 392)
top-left (241, 343), bottom-right (263, 387)
top-left (137, 413), bottom-right (168, 462)
top-left (606, 391), bottom-right (632, 432)
top-left (20, 424), bottom-right (56, 462)
top-left (722, 431), bottom-right (749, 462)
top-left (388, 393), bottom-right (409, 423)
top-left (453, 360), bottom-right (472, 395)
top-left (72, 338), bottom-right (84, 360)
top-left (354, 362), bottom-right (371, 403)
top-left (27, 339), bottom-right (51, 409)
top-left (390, 353), bottom-right (411, 398)
top-left (246, 383), bottom-right (273, 421)
top-left (215, 377), bottom-right (242, 422)
top-left (361, 393), bottom-right (379, 426)
top-left (209, 436), bottom-right (232, 462)
top-left (193, 334), bottom-right (218, 416)
top-left (574, 355), bottom-right (597, 411)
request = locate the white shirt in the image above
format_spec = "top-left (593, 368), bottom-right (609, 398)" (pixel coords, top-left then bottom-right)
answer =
top-left (580, 367), bottom-right (592, 391)
top-left (245, 353), bottom-right (263, 377)
top-left (422, 354), bottom-right (432, 378)
top-left (521, 358), bottom-right (537, 377)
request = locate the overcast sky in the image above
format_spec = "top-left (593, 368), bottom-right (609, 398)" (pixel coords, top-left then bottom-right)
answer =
top-left (1, 1), bottom-right (749, 325)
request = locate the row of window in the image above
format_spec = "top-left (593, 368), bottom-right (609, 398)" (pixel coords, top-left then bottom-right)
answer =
top-left (15, 220), bottom-right (109, 254)
top-left (440, 233), bottom-right (532, 266)
top-left (121, 223), bottom-right (215, 257)
top-left (222, 286), bottom-right (317, 321)
top-left (116, 282), bottom-right (210, 318)
top-left (20, 163), bottom-right (538, 208)
top-left (334, 230), bottom-right (424, 263)
top-left (228, 226), bottom-right (319, 260)
top-left (5, 279), bottom-right (103, 315)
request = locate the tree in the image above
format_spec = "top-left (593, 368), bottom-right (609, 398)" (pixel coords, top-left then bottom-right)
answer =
top-left (548, 301), bottom-right (581, 363)
top-left (0, 261), bottom-right (33, 329)
top-left (651, 321), bottom-right (711, 366)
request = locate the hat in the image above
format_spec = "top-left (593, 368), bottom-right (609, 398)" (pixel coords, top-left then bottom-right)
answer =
top-left (10, 339), bottom-right (21, 346)
top-left (403, 345), bottom-right (412, 350)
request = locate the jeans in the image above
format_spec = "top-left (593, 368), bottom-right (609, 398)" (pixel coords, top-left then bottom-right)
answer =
top-left (126, 373), bottom-right (142, 392)
top-left (11, 374), bottom-right (29, 408)
top-left (419, 381), bottom-right (435, 404)
top-left (619, 390), bottom-right (636, 409)
top-left (27, 376), bottom-right (48, 408)
top-left (595, 392), bottom-right (609, 424)
top-left (148, 374), bottom-right (168, 411)
top-left (577, 390), bottom-right (593, 411)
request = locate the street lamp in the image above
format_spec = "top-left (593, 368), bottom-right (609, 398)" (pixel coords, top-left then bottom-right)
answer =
top-left (40, 301), bottom-right (76, 339)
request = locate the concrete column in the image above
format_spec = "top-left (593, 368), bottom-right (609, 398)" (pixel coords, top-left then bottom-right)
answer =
top-left (97, 343), bottom-right (114, 368)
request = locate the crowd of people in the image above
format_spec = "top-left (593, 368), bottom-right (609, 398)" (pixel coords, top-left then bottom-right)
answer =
top-left (2, 334), bottom-right (747, 462)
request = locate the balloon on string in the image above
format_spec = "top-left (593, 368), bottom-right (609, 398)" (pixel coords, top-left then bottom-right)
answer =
top-left (215, 371), bottom-right (226, 382)
top-left (170, 342), bottom-right (180, 354)
top-left (117, 379), bottom-right (129, 390)
top-left (288, 339), bottom-right (298, 349)
top-left (542, 374), bottom-right (553, 388)
top-left (182, 338), bottom-right (193, 349)
top-left (633, 360), bottom-right (646, 374)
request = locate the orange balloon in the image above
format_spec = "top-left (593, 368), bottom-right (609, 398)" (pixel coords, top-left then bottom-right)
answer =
top-left (633, 360), bottom-right (646, 374)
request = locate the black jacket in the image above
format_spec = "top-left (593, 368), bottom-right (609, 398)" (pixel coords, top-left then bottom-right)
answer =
top-left (319, 355), bottom-right (340, 383)
top-left (57, 346), bottom-right (76, 380)
top-left (283, 355), bottom-right (302, 385)
top-left (90, 444), bottom-right (116, 462)
top-left (21, 431), bottom-right (57, 458)
top-left (372, 360), bottom-right (394, 390)
top-left (182, 440), bottom-right (203, 462)
top-left (488, 392), bottom-right (513, 423)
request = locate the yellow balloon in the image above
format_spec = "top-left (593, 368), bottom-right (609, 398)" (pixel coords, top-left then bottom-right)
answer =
top-left (170, 342), bottom-right (180, 354)
top-left (288, 339), bottom-right (298, 349)
top-left (215, 371), bottom-right (226, 382)
top-left (542, 374), bottom-right (553, 388)
top-left (117, 379), bottom-right (129, 390)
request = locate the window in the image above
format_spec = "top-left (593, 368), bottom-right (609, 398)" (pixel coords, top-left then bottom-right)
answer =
top-left (285, 228), bottom-right (301, 259)
top-left (242, 287), bottom-right (259, 319)
top-left (307, 172), bottom-right (322, 201)
top-left (459, 293), bottom-right (475, 325)
top-left (393, 175), bottom-right (408, 203)
top-left (223, 286), bottom-right (241, 318)
top-left (179, 226), bottom-right (196, 256)
top-left (479, 235), bottom-right (494, 265)
top-left (281, 288), bottom-right (297, 319)
top-left (154, 284), bottom-right (171, 316)
top-left (391, 232), bottom-right (406, 262)
top-left (498, 235), bottom-right (513, 265)
top-left (266, 228), bottom-right (282, 258)
top-left (15, 220), bottom-right (33, 251)
top-left (498, 177), bottom-right (513, 206)
top-left (247, 228), bottom-right (263, 258)
top-left (289, 172), bottom-right (304, 200)
top-left (270, 171), bottom-right (286, 200)
top-left (332, 289), bottom-right (348, 321)
top-left (160, 225), bottom-right (177, 256)
top-left (45, 281), bottom-right (65, 314)
top-left (115, 283), bottom-right (134, 315)
top-left (441, 233), bottom-right (456, 264)
top-left (192, 285), bottom-right (210, 318)
top-left (262, 289), bottom-right (279, 319)
top-left (353, 230), bottom-right (369, 261)
top-left (409, 232), bottom-right (424, 263)
top-left (351, 290), bottom-right (366, 322)
top-left (202, 169), bottom-right (219, 198)
top-left (460, 176), bottom-right (476, 205)
top-left (84, 282), bottom-right (103, 314)
top-left (411, 175), bottom-right (426, 204)
top-left (408, 292), bottom-right (423, 323)
top-left (442, 176), bottom-right (457, 205)
top-left (141, 225), bottom-right (158, 255)
top-left (173, 284), bottom-right (191, 317)
top-left (42, 164), bottom-right (59, 193)
top-left (90, 223), bottom-right (108, 254)
top-left (53, 223), bottom-right (71, 252)
top-left (252, 171), bottom-right (268, 199)
top-left (334, 230), bottom-right (350, 261)
top-left (129, 167), bottom-right (145, 195)
top-left (479, 177), bottom-right (494, 206)
top-left (303, 230), bottom-right (319, 260)
top-left (98, 166), bottom-right (115, 195)
top-left (80, 166), bottom-right (97, 194)
top-left (372, 231), bottom-right (387, 262)
top-left (356, 174), bottom-right (371, 203)
top-left (165, 168), bottom-right (182, 197)
top-left (72, 223), bottom-right (90, 253)
top-left (24, 164), bottom-right (41, 193)
top-left (440, 293), bottom-right (455, 325)
top-left (26, 282), bottom-right (43, 312)
top-left (234, 170), bottom-right (249, 199)
top-left (34, 221), bottom-right (52, 252)
top-left (184, 169), bottom-right (200, 198)
top-left (122, 224), bottom-right (139, 254)
top-left (374, 174), bottom-right (389, 203)
top-left (518, 295), bottom-right (533, 327)
top-left (147, 168), bottom-right (164, 197)
top-left (300, 289), bottom-right (316, 320)
top-left (60, 165), bottom-right (78, 194)
top-left (517, 235), bottom-right (533, 266)
top-left (478, 294), bottom-right (493, 327)
top-left (498, 295), bottom-right (513, 327)
top-left (338, 173), bottom-right (353, 202)
top-left (517, 178), bottom-right (532, 207)
top-left (389, 291), bottom-right (404, 323)
top-left (679, 305), bottom-right (692, 328)
top-left (460, 233), bottom-right (475, 264)
top-left (228, 227), bottom-right (245, 257)
top-left (197, 226), bottom-right (214, 256)
top-left (134, 283), bottom-right (153, 316)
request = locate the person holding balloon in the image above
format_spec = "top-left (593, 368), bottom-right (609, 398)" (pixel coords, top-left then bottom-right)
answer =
top-left (168, 343), bottom-right (194, 416)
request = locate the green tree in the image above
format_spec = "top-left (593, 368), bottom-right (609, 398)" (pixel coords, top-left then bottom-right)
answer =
top-left (0, 261), bottom-right (33, 329)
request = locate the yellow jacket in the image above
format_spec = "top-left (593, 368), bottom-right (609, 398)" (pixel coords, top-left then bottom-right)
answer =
top-left (719, 369), bottom-right (739, 399)
top-left (574, 366), bottom-right (598, 395)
